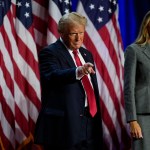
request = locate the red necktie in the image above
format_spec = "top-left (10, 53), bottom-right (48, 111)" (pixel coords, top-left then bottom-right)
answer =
top-left (73, 50), bottom-right (97, 117)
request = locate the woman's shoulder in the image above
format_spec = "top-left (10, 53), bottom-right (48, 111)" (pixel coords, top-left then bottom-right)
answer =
top-left (126, 43), bottom-right (140, 49)
top-left (124, 44), bottom-right (143, 59)
top-left (125, 43), bottom-right (143, 53)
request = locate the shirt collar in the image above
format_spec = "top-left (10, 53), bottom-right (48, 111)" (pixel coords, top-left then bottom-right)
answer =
top-left (60, 37), bottom-right (79, 53)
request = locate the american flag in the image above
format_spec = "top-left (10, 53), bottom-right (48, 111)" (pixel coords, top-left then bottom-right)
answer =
top-left (47, 0), bottom-right (72, 45)
top-left (32, 0), bottom-right (72, 50)
top-left (77, 0), bottom-right (131, 149)
top-left (0, 0), bottom-right (131, 149)
top-left (32, 0), bottom-right (131, 149)
top-left (0, 0), bottom-right (41, 149)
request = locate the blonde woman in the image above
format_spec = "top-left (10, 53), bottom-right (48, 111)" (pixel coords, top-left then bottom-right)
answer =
top-left (124, 11), bottom-right (150, 150)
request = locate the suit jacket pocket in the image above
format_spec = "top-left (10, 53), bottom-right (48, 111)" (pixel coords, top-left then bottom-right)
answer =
top-left (135, 87), bottom-right (150, 113)
top-left (34, 108), bottom-right (66, 146)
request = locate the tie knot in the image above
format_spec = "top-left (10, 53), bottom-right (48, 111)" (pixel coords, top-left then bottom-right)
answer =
top-left (72, 49), bottom-right (78, 56)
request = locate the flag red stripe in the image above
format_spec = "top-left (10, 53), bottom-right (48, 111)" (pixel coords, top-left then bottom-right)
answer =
top-left (100, 100), bottom-right (120, 149)
top-left (0, 87), bottom-right (15, 131)
top-left (0, 124), bottom-right (14, 150)
top-left (98, 26), bottom-right (121, 79)
top-left (112, 14), bottom-right (124, 50)
top-left (84, 32), bottom-right (125, 130)
top-left (13, 64), bottom-right (41, 110)
top-left (0, 51), bottom-right (14, 96)
top-left (1, 22), bottom-right (41, 111)
top-left (48, 15), bottom-right (60, 38)
top-left (0, 25), bottom-right (14, 63)
top-left (111, 15), bottom-right (125, 108)
top-left (33, 0), bottom-right (49, 8)
top-left (98, 26), bottom-right (125, 113)
top-left (15, 105), bottom-right (29, 137)
top-left (0, 2), bottom-right (41, 148)
top-left (29, 117), bottom-right (36, 134)
top-left (33, 15), bottom-right (47, 36)
top-left (16, 34), bottom-right (40, 80)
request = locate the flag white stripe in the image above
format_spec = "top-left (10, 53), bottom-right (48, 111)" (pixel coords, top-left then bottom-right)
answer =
top-left (28, 100), bottom-right (39, 122)
top-left (1, 1), bottom-right (41, 148)
top-left (34, 28), bottom-right (45, 46)
top-left (0, 102), bottom-right (15, 148)
top-left (102, 121), bottom-right (114, 149)
top-left (76, 1), bottom-right (129, 149)
top-left (15, 19), bottom-right (38, 62)
top-left (15, 122), bottom-right (26, 144)
top-left (0, 70), bottom-right (14, 114)
top-left (48, 1), bottom-right (62, 24)
top-left (96, 70), bottom-right (121, 142)
top-left (14, 83), bottom-right (29, 120)
top-left (47, 30), bottom-right (57, 44)
top-left (77, 3), bottom-right (122, 102)
top-left (4, 17), bottom-right (41, 99)
top-left (32, 1), bottom-right (47, 21)
top-left (0, 33), bottom-right (14, 81)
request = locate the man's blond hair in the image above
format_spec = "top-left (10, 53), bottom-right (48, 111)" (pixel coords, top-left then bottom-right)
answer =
top-left (58, 12), bottom-right (87, 33)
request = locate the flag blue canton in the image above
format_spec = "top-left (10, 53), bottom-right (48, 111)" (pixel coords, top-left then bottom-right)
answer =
top-left (53, 0), bottom-right (72, 15)
top-left (16, 0), bottom-right (32, 29)
top-left (0, 0), bottom-right (11, 26)
top-left (80, 0), bottom-right (117, 29)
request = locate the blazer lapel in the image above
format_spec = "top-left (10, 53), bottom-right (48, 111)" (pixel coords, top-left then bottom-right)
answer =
top-left (142, 44), bottom-right (150, 59)
top-left (79, 48), bottom-right (96, 82)
top-left (79, 48), bottom-right (89, 63)
top-left (56, 40), bottom-right (76, 67)
top-left (56, 40), bottom-right (92, 67)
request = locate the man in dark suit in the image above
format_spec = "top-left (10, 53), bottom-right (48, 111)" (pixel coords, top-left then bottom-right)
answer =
top-left (34, 12), bottom-right (103, 150)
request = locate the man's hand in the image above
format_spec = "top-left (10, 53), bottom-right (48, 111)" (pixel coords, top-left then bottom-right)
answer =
top-left (77, 62), bottom-right (95, 78)
top-left (129, 121), bottom-right (143, 139)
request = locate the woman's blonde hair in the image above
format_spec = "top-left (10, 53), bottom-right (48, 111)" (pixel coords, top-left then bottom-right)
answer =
top-left (57, 12), bottom-right (87, 33)
top-left (135, 11), bottom-right (150, 45)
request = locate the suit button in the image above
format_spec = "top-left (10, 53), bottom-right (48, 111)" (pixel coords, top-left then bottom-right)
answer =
top-left (80, 114), bottom-right (83, 117)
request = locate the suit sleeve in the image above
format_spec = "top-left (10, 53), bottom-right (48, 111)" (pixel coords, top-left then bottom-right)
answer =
top-left (124, 45), bottom-right (137, 122)
top-left (39, 47), bottom-right (77, 84)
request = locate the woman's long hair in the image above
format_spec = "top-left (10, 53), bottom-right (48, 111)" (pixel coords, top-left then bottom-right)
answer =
top-left (135, 11), bottom-right (150, 45)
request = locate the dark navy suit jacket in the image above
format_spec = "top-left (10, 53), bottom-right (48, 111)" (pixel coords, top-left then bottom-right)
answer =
top-left (34, 39), bottom-right (103, 148)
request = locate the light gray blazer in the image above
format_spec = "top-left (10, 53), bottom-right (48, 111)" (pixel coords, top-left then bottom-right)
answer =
top-left (124, 43), bottom-right (150, 122)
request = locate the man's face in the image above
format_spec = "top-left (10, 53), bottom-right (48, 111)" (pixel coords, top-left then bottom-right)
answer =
top-left (61, 23), bottom-right (85, 50)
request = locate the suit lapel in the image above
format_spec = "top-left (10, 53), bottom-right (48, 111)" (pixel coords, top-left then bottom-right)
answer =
top-left (79, 48), bottom-right (96, 83)
top-left (56, 41), bottom-right (97, 88)
top-left (79, 48), bottom-right (89, 63)
top-left (56, 40), bottom-right (92, 67)
top-left (142, 43), bottom-right (150, 59)
top-left (56, 40), bottom-right (76, 67)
